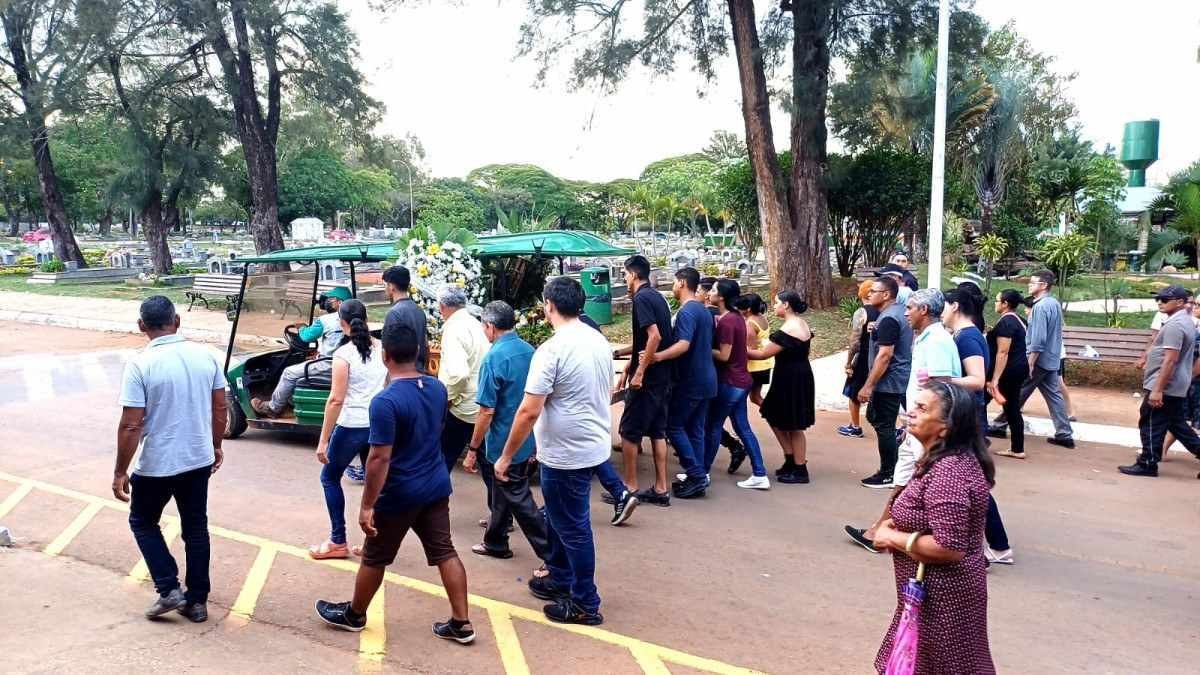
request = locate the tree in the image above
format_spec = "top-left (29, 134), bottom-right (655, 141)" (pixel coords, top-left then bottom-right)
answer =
top-left (466, 164), bottom-right (581, 227)
top-left (51, 114), bottom-right (127, 236)
top-left (278, 149), bottom-right (355, 226)
top-left (185, 0), bottom-right (378, 257)
top-left (963, 75), bottom-right (1024, 235)
top-left (703, 130), bottom-right (746, 163)
top-left (1153, 164), bottom-right (1200, 267)
top-left (1030, 129), bottom-right (1092, 230)
top-left (413, 179), bottom-right (488, 233)
top-left (827, 148), bottom-right (929, 271)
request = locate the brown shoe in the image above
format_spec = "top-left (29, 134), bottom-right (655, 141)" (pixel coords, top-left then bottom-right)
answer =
top-left (251, 398), bottom-right (276, 418)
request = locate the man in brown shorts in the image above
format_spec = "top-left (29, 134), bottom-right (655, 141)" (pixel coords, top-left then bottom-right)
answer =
top-left (315, 325), bottom-right (474, 644)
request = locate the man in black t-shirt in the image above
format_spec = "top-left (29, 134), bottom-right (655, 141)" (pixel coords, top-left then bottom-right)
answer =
top-left (614, 255), bottom-right (676, 505)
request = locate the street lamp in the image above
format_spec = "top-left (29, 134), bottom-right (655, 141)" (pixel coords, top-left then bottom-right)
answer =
top-left (393, 160), bottom-right (415, 231)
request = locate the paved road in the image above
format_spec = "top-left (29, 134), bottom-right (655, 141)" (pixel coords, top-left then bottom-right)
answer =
top-left (2, 325), bottom-right (1199, 673)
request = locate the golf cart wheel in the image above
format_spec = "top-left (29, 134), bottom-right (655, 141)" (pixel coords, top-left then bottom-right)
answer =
top-left (225, 390), bottom-right (248, 439)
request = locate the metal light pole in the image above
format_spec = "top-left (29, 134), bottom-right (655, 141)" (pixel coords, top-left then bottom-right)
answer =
top-left (926, 0), bottom-right (951, 289)
top-left (393, 160), bottom-right (414, 230)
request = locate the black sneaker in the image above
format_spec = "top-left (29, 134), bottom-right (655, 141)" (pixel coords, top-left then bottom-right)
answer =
top-left (775, 462), bottom-right (796, 477)
top-left (543, 598), bottom-right (603, 626)
top-left (528, 576), bottom-right (569, 601)
top-left (985, 425), bottom-right (1008, 439)
top-left (724, 433), bottom-right (746, 474)
top-left (671, 475), bottom-right (707, 499)
top-left (1047, 436), bottom-right (1076, 449)
top-left (610, 490), bottom-right (639, 526)
top-left (315, 600), bottom-right (366, 632)
top-left (635, 487), bottom-right (670, 507)
top-left (844, 525), bottom-right (881, 554)
top-left (860, 473), bottom-right (894, 489)
top-left (145, 588), bottom-right (187, 618)
top-left (433, 618), bottom-right (476, 644)
top-left (778, 464), bottom-right (810, 484)
top-left (178, 602), bottom-right (208, 623)
top-left (1118, 462), bottom-right (1158, 477)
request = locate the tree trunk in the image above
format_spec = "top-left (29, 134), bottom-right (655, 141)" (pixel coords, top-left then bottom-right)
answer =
top-left (728, 0), bottom-right (792, 294)
top-left (98, 205), bottom-right (112, 237)
top-left (140, 195), bottom-right (173, 275)
top-left (787, 1), bottom-right (836, 307)
top-left (2, 9), bottom-right (86, 267)
top-left (2, 191), bottom-right (16, 236)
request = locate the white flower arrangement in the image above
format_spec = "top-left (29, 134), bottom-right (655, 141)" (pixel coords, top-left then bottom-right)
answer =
top-left (398, 238), bottom-right (486, 343)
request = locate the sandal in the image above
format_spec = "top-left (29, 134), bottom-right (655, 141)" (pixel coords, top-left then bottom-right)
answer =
top-left (351, 544), bottom-right (364, 557)
top-left (471, 543), bottom-right (514, 559)
top-left (533, 564), bottom-right (549, 579)
top-left (308, 540), bottom-right (349, 560)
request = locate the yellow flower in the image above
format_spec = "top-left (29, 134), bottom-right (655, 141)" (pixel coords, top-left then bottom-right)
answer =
top-left (418, 264), bottom-right (430, 277)
top-left (456, 280), bottom-right (465, 288)
top-left (427, 243), bottom-right (441, 255)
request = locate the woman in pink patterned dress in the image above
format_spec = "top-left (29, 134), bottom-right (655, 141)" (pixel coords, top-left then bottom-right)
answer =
top-left (872, 382), bottom-right (996, 674)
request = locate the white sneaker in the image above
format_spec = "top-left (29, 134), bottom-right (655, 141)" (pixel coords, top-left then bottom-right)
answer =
top-left (985, 547), bottom-right (1014, 565)
top-left (736, 475), bottom-right (770, 490)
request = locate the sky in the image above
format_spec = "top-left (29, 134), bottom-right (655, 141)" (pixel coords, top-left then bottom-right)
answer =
top-left (345, 0), bottom-right (1200, 185)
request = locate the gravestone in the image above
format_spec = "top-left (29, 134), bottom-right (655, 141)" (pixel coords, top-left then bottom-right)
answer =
top-left (35, 251), bottom-right (54, 266)
top-left (208, 258), bottom-right (229, 275)
top-left (291, 217), bottom-right (324, 242)
top-left (319, 260), bottom-right (346, 281)
top-left (182, 239), bottom-right (195, 257)
top-left (0, 249), bottom-right (15, 265)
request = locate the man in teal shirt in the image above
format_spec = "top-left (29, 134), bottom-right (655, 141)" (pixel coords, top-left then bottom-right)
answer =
top-left (253, 286), bottom-right (351, 417)
top-left (466, 301), bottom-right (549, 561)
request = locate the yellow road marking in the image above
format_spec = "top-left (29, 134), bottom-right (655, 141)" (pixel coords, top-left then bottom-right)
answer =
top-left (44, 502), bottom-right (103, 556)
top-left (128, 518), bottom-right (180, 583)
top-left (489, 608), bottom-right (531, 675)
top-left (633, 644), bottom-right (673, 674)
top-left (358, 585), bottom-right (386, 671)
top-left (230, 545), bottom-right (277, 621)
top-left (0, 481), bottom-right (33, 519)
top-left (0, 471), bottom-right (763, 675)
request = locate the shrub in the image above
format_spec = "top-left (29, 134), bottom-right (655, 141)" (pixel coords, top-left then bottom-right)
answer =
top-left (0, 266), bottom-right (34, 276)
top-left (40, 259), bottom-right (66, 273)
top-left (170, 263), bottom-right (191, 275)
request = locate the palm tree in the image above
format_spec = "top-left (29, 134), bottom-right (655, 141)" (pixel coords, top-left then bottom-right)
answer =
top-left (963, 76), bottom-right (1025, 235)
top-left (1152, 171), bottom-right (1200, 267)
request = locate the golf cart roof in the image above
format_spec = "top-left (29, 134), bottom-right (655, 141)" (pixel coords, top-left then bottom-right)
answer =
top-left (473, 230), bottom-right (634, 259)
top-left (236, 244), bottom-right (394, 264)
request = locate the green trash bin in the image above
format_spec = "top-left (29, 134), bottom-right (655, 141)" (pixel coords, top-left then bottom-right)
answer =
top-left (581, 266), bottom-right (613, 325)
top-left (1127, 250), bottom-right (1144, 272)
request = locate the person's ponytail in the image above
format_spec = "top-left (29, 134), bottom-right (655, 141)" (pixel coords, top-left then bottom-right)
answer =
top-left (338, 299), bottom-right (372, 363)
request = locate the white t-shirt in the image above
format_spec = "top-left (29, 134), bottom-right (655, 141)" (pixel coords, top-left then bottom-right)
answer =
top-left (525, 318), bottom-right (614, 470)
top-left (332, 340), bottom-right (387, 428)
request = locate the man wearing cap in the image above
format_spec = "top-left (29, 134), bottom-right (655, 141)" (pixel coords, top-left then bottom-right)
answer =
top-left (888, 252), bottom-right (920, 291)
top-left (1120, 285), bottom-right (1200, 477)
top-left (252, 286), bottom-right (350, 417)
top-left (876, 264), bottom-right (913, 305)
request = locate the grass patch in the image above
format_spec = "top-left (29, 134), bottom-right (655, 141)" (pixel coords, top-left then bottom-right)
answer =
top-left (0, 275), bottom-right (192, 306)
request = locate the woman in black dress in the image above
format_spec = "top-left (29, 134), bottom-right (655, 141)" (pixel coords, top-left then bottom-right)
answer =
top-left (988, 289), bottom-right (1029, 459)
top-left (748, 291), bottom-right (815, 484)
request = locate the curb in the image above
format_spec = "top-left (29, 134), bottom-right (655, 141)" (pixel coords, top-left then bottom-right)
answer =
top-left (0, 309), bottom-right (276, 348)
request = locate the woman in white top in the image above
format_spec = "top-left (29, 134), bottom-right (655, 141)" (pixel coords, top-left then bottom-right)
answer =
top-left (310, 298), bottom-right (387, 559)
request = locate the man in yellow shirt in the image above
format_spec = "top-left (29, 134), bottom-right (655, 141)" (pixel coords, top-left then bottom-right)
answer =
top-left (437, 285), bottom-right (488, 473)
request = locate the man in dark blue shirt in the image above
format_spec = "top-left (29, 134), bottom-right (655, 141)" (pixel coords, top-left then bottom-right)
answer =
top-left (316, 325), bottom-right (474, 645)
top-left (647, 267), bottom-right (717, 498)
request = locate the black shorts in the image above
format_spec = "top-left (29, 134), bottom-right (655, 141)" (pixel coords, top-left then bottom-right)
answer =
top-left (751, 369), bottom-right (771, 387)
top-left (361, 497), bottom-right (457, 568)
top-left (619, 383), bottom-right (671, 442)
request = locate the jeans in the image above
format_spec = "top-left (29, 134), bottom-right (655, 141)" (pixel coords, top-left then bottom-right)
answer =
top-left (866, 391), bottom-right (905, 478)
top-left (128, 464), bottom-right (212, 603)
top-left (1136, 392), bottom-right (1200, 467)
top-left (540, 464), bottom-right (601, 613)
top-left (484, 460), bottom-right (548, 557)
top-left (320, 425), bottom-right (370, 545)
top-left (704, 383), bottom-right (765, 477)
top-left (441, 413), bottom-right (474, 474)
top-left (592, 458), bottom-right (629, 499)
top-left (984, 494), bottom-right (1010, 551)
top-left (667, 395), bottom-right (708, 480)
top-left (269, 358), bottom-right (331, 413)
top-left (994, 366), bottom-right (1072, 440)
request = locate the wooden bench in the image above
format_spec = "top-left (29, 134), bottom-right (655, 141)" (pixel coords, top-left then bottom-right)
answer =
top-left (1062, 326), bottom-right (1154, 364)
top-left (279, 279), bottom-right (318, 319)
top-left (186, 274), bottom-right (243, 312)
top-left (854, 267), bottom-right (881, 281)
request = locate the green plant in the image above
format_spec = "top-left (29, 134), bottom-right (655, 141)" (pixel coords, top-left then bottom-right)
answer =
top-left (838, 296), bottom-right (861, 320)
top-left (514, 305), bottom-right (555, 347)
top-left (1160, 250), bottom-right (1188, 269)
top-left (170, 263), bottom-right (191, 275)
top-left (83, 249), bottom-right (107, 266)
top-left (1038, 233), bottom-right (1093, 287)
top-left (701, 263), bottom-right (721, 277)
top-left (40, 259), bottom-right (66, 273)
top-left (975, 233), bottom-right (1008, 294)
top-left (652, 256), bottom-right (667, 268)
top-left (722, 267), bottom-right (740, 279)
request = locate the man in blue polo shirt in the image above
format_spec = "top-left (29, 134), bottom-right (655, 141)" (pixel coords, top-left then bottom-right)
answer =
top-left (466, 301), bottom-right (548, 561)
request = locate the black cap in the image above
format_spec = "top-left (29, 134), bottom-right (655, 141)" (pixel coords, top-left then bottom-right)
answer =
top-left (875, 263), bottom-right (906, 277)
top-left (1153, 285), bottom-right (1192, 301)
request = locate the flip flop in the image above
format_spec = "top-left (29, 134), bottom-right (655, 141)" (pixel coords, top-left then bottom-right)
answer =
top-left (308, 540), bottom-right (349, 560)
top-left (993, 449), bottom-right (1026, 460)
top-left (533, 564), bottom-right (549, 579)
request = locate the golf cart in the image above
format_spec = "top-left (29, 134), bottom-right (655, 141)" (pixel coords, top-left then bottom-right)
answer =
top-left (222, 244), bottom-right (392, 439)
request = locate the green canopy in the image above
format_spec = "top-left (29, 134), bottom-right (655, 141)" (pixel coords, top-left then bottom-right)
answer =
top-left (236, 244), bottom-right (394, 264)
top-left (236, 231), bottom-right (633, 264)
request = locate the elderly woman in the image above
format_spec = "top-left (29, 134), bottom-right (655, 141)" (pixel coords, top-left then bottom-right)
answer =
top-left (873, 382), bottom-right (996, 674)
top-left (437, 284), bottom-right (489, 473)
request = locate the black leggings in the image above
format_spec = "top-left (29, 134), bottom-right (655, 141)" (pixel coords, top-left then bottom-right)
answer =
top-left (994, 372), bottom-right (1025, 454)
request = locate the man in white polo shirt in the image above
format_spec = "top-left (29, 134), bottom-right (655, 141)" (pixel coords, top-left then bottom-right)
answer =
top-left (113, 296), bottom-right (227, 623)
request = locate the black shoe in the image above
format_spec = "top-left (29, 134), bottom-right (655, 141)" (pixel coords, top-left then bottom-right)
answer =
top-left (528, 576), bottom-right (569, 601)
top-left (634, 487), bottom-right (670, 507)
top-left (315, 600), bottom-right (366, 632)
top-left (724, 434), bottom-right (746, 474)
top-left (775, 461), bottom-right (796, 477)
top-left (859, 473), bottom-right (894, 489)
top-left (1118, 462), bottom-right (1158, 477)
top-left (778, 464), bottom-right (810, 484)
top-left (145, 588), bottom-right (187, 619)
top-left (1047, 436), bottom-right (1076, 449)
top-left (543, 598), bottom-right (603, 626)
top-left (610, 490), bottom-right (639, 526)
top-left (433, 618), bottom-right (476, 644)
top-left (177, 602), bottom-right (208, 623)
top-left (671, 475), bottom-right (707, 499)
top-left (985, 425), bottom-right (1008, 439)
top-left (844, 525), bottom-right (882, 554)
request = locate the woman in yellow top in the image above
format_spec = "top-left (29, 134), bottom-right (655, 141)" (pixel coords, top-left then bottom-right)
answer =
top-left (736, 294), bottom-right (774, 407)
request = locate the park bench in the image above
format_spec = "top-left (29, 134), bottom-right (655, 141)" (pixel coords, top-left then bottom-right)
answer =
top-left (1062, 326), bottom-right (1154, 364)
top-left (186, 273), bottom-right (244, 312)
top-left (854, 267), bottom-right (881, 281)
top-left (279, 279), bottom-right (319, 319)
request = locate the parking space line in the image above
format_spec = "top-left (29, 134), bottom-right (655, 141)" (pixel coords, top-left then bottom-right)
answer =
top-left (359, 584), bottom-right (386, 671)
top-left (0, 481), bottom-right (33, 519)
top-left (633, 644), bottom-right (672, 674)
top-left (0, 471), bottom-right (764, 675)
top-left (128, 518), bottom-right (180, 583)
top-left (230, 545), bottom-right (277, 621)
top-left (44, 502), bottom-right (103, 556)
top-left (488, 608), bottom-right (531, 675)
